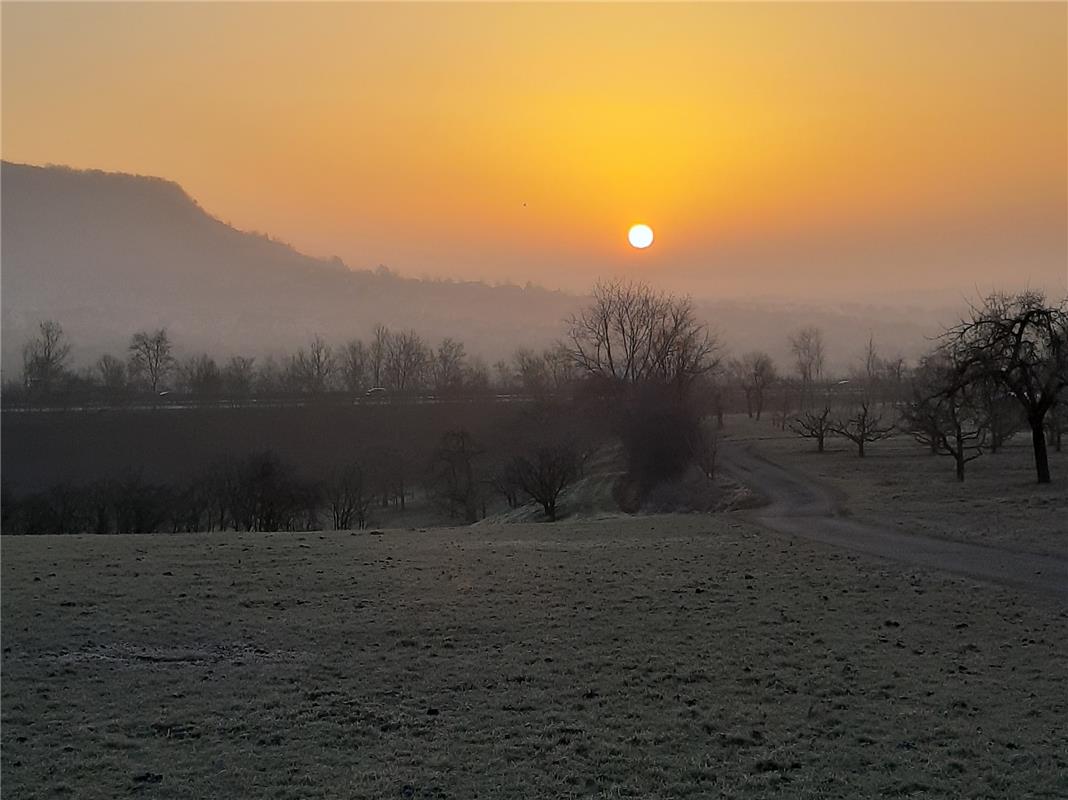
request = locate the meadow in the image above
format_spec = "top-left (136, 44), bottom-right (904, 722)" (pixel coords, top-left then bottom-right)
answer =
top-left (3, 515), bottom-right (1066, 799)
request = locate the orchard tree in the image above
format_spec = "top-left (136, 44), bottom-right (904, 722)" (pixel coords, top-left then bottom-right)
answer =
top-left (790, 405), bottom-right (834, 453)
top-left (943, 291), bottom-right (1067, 483)
top-left (903, 353), bottom-right (986, 481)
top-left (833, 400), bottom-right (894, 457)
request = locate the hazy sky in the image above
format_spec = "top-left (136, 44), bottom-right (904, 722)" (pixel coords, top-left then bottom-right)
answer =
top-left (3, 2), bottom-right (1066, 304)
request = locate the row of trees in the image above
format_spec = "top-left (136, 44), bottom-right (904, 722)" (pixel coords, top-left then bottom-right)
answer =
top-left (782, 292), bottom-right (1067, 484)
top-left (2, 412), bottom-right (595, 534)
top-left (12, 285), bottom-right (1066, 508)
top-left (12, 323), bottom-right (596, 401)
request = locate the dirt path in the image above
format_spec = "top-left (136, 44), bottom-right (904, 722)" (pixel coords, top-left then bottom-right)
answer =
top-left (719, 441), bottom-right (1068, 600)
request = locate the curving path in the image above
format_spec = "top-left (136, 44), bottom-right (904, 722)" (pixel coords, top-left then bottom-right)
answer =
top-left (719, 441), bottom-right (1068, 600)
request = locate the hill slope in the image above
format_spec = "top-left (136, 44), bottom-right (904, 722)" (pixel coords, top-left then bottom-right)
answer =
top-left (1, 162), bottom-right (580, 367)
top-left (2, 161), bottom-right (945, 371)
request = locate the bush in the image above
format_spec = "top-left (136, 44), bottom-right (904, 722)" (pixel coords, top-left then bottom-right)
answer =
top-left (616, 383), bottom-right (702, 497)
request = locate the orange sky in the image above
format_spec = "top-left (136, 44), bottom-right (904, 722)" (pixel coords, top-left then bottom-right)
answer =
top-left (2, 2), bottom-right (1066, 303)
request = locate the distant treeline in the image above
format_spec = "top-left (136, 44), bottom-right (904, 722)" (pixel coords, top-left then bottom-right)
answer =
top-left (6, 321), bottom-right (581, 404)
top-left (4, 284), bottom-right (1066, 525)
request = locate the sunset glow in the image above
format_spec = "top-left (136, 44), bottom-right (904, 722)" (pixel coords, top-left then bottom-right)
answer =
top-left (2, 2), bottom-right (1064, 301)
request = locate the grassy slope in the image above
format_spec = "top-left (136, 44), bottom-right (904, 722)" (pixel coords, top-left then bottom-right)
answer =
top-left (725, 415), bottom-right (1068, 558)
top-left (3, 519), bottom-right (1066, 799)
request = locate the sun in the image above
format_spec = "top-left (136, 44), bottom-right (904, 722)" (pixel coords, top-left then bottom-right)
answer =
top-left (628, 224), bottom-right (654, 249)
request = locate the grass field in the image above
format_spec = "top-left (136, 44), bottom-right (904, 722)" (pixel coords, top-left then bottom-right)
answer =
top-left (724, 415), bottom-right (1068, 558)
top-left (3, 517), bottom-right (1066, 799)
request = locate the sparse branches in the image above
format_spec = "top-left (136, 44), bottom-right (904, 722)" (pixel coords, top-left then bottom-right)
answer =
top-left (942, 291), bottom-right (1068, 483)
top-left (566, 280), bottom-right (719, 394)
top-left (432, 337), bottom-right (467, 394)
top-left (902, 352), bottom-right (987, 480)
top-left (181, 353), bottom-right (222, 396)
top-left (291, 334), bottom-right (336, 393)
top-left (324, 462), bottom-right (372, 530)
top-left (22, 320), bottom-right (72, 393)
top-left (95, 354), bottom-right (127, 396)
top-left (789, 326), bottom-right (825, 408)
top-left (731, 351), bottom-right (777, 420)
top-left (339, 339), bottom-right (369, 393)
top-left (128, 328), bottom-right (175, 394)
top-left (790, 405), bottom-right (834, 453)
top-left (832, 400), bottom-right (894, 457)
top-left (383, 329), bottom-right (429, 393)
top-left (506, 444), bottom-right (584, 521)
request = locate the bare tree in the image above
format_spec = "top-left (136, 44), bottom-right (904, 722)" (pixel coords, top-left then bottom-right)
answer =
top-left (506, 444), bottom-right (584, 521)
top-left (128, 329), bottom-right (175, 394)
top-left (222, 356), bottom-right (256, 396)
top-left (566, 280), bottom-right (719, 395)
top-left (339, 339), bottom-right (369, 393)
top-left (833, 400), bottom-right (894, 457)
top-left (324, 462), bottom-right (372, 530)
top-left (943, 291), bottom-right (1068, 483)
top-left (291, 335), bottom-right (336, 393)
top-left (1048, 400), bottom-right (1065, 453)
top-left (95, 354), bottom-right (127, 396)
top-left (903, 353), bottom-right (986, 480)
top-left (790, 405), bottom-right (834, 453)
top-left (732, 351), bottom-right (777, 420)
top-left (383, 329), bottom-right (429, 392)
top-left (369, 324), bottom-right (390, 387)
top-left (512, 347), bottom-right (550, 395)
top-left (22, 320), bottom-right (72, 392)
top-left (432, 337), bottom-right (467, 394)
top-left (181, 354), bottom-right (222, 396)
top-left (972, 375), bottom-right (1022, 454)
top-left (789, 326), bottom-right (825, 408)
top-left (544, 343), bottom-right (577, 392)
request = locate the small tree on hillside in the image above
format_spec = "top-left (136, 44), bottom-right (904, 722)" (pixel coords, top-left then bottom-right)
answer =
top-left (506, 444), bottom-right (584, 521)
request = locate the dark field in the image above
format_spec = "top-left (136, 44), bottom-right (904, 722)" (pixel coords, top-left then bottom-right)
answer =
top-left (3, 518), bottom-right (1067, 799)
top-left (1, 401), bottom-right (532, 493)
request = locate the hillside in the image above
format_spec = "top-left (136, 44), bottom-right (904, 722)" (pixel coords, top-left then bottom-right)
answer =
top-left (2, 161), bottom-right (946, 372)
top-left (0, 162), bottom-right (581, 368)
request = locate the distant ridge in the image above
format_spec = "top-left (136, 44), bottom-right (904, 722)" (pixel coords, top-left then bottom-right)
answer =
top-left (1, 161), bottom-right (941, 372)
top-left (0, 161), bottom-right (580, 368)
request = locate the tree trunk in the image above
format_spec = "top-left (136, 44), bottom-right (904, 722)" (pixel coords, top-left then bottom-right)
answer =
top-left (817, 432), bottom-right (825, 453)
top-left (857, 439), bottom-right (865, 458)
top-left (1030, 418), bottom-right (1051, 483)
